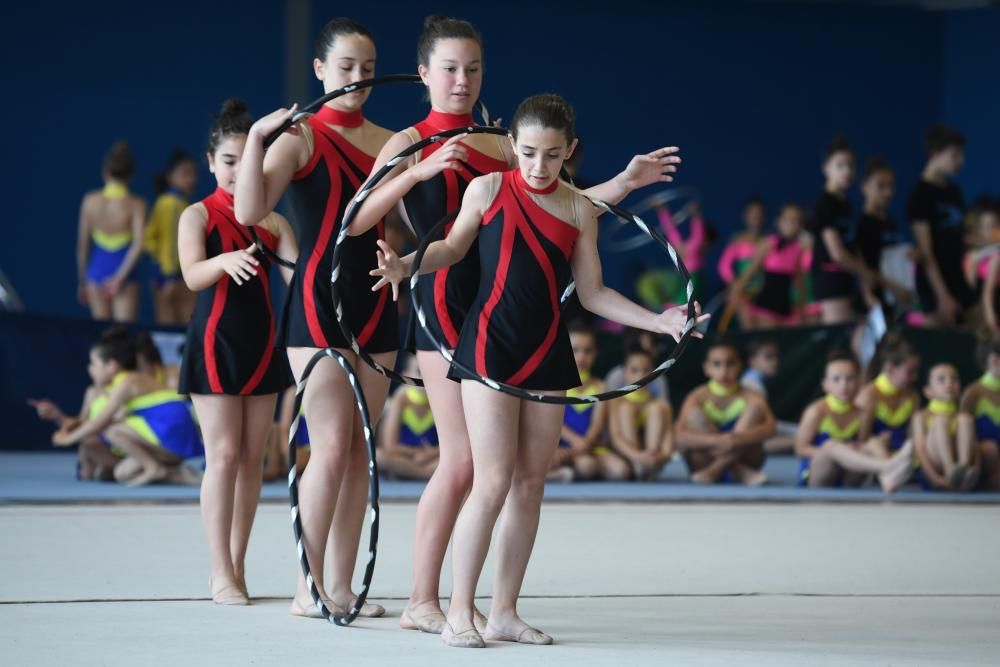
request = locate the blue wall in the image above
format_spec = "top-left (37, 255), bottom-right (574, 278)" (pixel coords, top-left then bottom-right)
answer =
top-left (942, 8), bottom-right (1000, 203)
top-left (2, 1), bottom-right (995, 319)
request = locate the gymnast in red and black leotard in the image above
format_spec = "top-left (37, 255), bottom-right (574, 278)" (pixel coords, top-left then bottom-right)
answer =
top-left (372, 94), bottom-right (702, 648)
top-left (447, 168), bottom-right (580, 389)
top-left (178, 99), bottom-right (297, 605)
top-left (348, 18), bottom-right (686, 636)
top-left (179, 187), bottom-right (291, 395)
top-left (401, 109), bottom-right (509, 351)
top-left (234, 19), bottom-right (394, 620)
top-left (279, 103), bottom-right (397, 352)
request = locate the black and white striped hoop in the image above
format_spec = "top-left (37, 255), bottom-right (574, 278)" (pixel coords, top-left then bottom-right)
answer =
top-left (603, 186), bottom-right (701, 253)
top-left (409, 199), bottom-right (698, 405)
top-left (251, 74), bottom-right (493, 269)
top-left (329, 125), bottom-right (510, 387)
top-left (286, 348), bottom-right (379, 626)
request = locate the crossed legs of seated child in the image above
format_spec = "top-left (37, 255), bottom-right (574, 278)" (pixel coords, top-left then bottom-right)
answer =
top-left (796, 352), bottom-right (913, 492)
top-left (675, 340), bottom-right (775, 485)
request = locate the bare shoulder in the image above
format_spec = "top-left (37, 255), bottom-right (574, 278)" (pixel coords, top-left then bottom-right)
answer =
top-left (742, 386), bottom-right (770, 408)
top-left (180, 202), bottom-right (209, 228)
top-left (365, 120), bottom-right (395, 145)
top-left (128, 193), bottom-right (147, 211)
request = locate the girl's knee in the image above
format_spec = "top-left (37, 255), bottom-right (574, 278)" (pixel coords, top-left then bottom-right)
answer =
top-left (602, 457), bottom-right (632, 481)
top-left (470, 475), bottom-right (514, 513)
top-left (573, 455), bottom-right (598, 480)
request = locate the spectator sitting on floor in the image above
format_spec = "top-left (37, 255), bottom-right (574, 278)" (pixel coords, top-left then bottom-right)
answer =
top-left (549, 321), bottom-right (630, 482)
top-left (376, 356), bottom-right (439, 481)
top-left (51, 335), bottom-right (203, 487)
top-left (740, 337), bottom-right (796, 454)
top-left (796, 350), bottom-right (912, 492)
top-left (604, 327), bottom-right (669, 402)
top-left (958, 337), bottom-right (1000, 490)
top-left (675, 338), bottom-right (774, 486)
top-left (606, 346), bottom-right (672, 481)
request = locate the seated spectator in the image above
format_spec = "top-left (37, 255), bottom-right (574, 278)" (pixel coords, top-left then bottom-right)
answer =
top-left (675, 338), bottom-right (774, 485)
top-left (959, 337), bottom-right (1000, 490)
top-left (605, 327), bottom-right (669, 402)
top-left (741, 338), bottom-right (796, 453)
top-left (28, 330), bottom-right (130, 481)
top-left (51, 335), bottom-right (203, 486)
top-left (856, 333), bottom-right (919, 455)
top-left (913, 363), bottom-right (981, 491)
top-left (376, 357), bottom-right (438, 481)
top-left (607, 347), bottom-right (672, 481)
top-left (550, 322), bottom-right (629, 481)
top-left (796, 350), bottom-right (912, 491)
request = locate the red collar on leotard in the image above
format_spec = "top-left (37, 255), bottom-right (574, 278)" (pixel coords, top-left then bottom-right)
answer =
top-left (514, 168), bottom-right (559, 195)
top-left (212, 187), bottom-right (235, 208)
top-left (316, 104), bottom-right (364, 128)
top-left (423, 109), bottom-right (474, 131)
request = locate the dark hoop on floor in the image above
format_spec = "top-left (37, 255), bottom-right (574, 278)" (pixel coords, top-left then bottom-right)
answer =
top-left (286, 348), bottom-right (380, 626)
top-left (409, 198), bottom-right (698, 404)
top-left (251, 74), bottom-right (493, 268)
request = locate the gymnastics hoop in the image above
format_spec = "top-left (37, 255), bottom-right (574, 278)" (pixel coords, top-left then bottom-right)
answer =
top-left (408, 199), bottom-right (698, 404)
top-left (250, 74), bottom-right (493, 268)
top-left (329, 124), bottom-right (509, 386)
top-left (603, 186), bottom-right (701, 253)
top-left (286, 348), bottom-right (380, 626)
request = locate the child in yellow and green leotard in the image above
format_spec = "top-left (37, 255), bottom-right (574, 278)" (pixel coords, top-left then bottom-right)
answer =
top-left (676, 338), bottom-right (775, 485)
top-left (377, 357), bottom-right (439, 480)
top-left (796, 350), bottom-right (912, 491)
top-left (609, 347), bottom-right (674, 480)
top-left (145, 149), bottom-right (198, 325)
top-left (52, 335), bottom-right (203, 487)
top-left (913, 363), bottom-right (983, 491)
top-left (551, 323), bottom-right (630, 481)
top-left (958, 338), bottom-right (1000, 490)
top-left (856, 332), bottom-right (920, 455)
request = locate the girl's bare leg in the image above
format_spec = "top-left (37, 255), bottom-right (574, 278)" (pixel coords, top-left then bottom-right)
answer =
top-left (485, 396), bottom-right (563, 645)
top-left (327, 350), bottom-right (394, 616)
top-left (286, 348), bottom-right (356, 616)
top-left (230, 393), bottom-right (277, 595)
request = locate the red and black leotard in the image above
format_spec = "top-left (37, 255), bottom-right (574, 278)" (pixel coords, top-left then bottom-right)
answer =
top-left (448, 170), bottom-right (581, 391)
top-left (402, 110), bottom-right (509, 351)
top-left (279, 105), bottom-right (397, 352)
top-left (179, 188), bottom-right (291, 395)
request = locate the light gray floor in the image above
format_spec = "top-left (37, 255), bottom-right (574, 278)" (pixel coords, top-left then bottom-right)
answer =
top-left (2, 503), bottom-right (999, 665)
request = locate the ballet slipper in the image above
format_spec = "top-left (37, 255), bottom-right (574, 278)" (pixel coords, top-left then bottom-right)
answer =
top-left (347, 597), bottom-right (385, 618)
top-left (209, 576), bottom-right (249, 606)
top-left (400, 606), bottom-right (447, 634)
top-left (289, 596), bottom-right (344, 619)
top-left (473, 607), bottom-right (488, 634)
top-left (484, 622), bottom-right (553, 645)
top-left (441, 623), bottom-right (486, 648)
top-left (124, 462), bottom-right (168, 487)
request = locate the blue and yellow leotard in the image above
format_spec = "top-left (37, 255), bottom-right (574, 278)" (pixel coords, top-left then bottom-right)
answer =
top-left (124, 389), bottom-right (204, 459)
top-left (90, 372), bottom-right (129, 456)
top-left (561, 371), bottom-right (601, 449)
top-left (703, 380), bottom-right (747, 433)
top-left (871, 373), bottom-right (915, 451)
top-left (399, 388), bottom-right (438, 447)
top-left (798, 394), bottom-right (860, 486)
top-left (86, 183), bottom-right (136, 284)
top-left (913, 399), bottom-right (959, 491)
top-left (973, 372), bottom-right (1000, 443)
top-left (144, 189), bottom-right (188, 286)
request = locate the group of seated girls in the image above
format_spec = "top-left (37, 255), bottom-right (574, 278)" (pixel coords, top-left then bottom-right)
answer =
top-left (262, 354), bottom-right (440, 483)
top-left (546, 324), bottom-right (1000, 492)
top-left (794, 333), bottom-right (1000, 492)
top-left (30, 327), bottom-right (203, 486)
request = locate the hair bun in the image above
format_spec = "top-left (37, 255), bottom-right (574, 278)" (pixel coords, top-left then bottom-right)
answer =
top-left (218, 98), bottom-right (249, 119)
